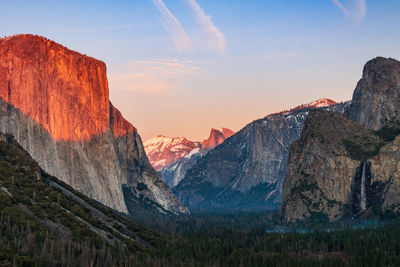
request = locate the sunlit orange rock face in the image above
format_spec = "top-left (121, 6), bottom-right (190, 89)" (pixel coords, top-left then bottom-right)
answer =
top-left (0, 34), bottom-right (187, 215)
top-left (110, 103), bottom-right (135, 138)
top-left (201, 128), bottom-right (235, 150)
top-left (0, 34), bottom-right (132, 141)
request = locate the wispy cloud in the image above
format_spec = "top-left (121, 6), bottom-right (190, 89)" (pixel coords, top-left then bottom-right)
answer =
top-left (332, 0), bottom-right (366, 21)
top-left (109, 58), bottom-right (202, 95)
top-left (355, 0), bottom-right (367, 20)
top-left (182, 0), bottom-right (226, 53)
top-left (151, 0), bottom-right (192, 52)
top-left (332, 0), bottom-right (352, 18)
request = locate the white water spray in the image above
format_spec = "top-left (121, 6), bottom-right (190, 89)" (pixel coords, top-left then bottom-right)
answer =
top-left (360, 162), bottom-right (367, 211)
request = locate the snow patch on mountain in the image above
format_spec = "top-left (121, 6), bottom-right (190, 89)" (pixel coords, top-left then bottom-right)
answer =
top-left (145, 128), bottom-right (235, 187)
top-left (185, 147), bottom-right (200, 159)
top-left (144, 135), bottom-right (201, 171)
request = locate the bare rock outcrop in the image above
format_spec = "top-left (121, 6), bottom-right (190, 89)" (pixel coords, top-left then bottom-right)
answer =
top-left (280, 111), bottom-right (384, 222)
top-left (282, 57), bottom-right (400, 222)
top-left (0, 34), bottom-right (187, 215)
top-left (174, 99), bottom-right (348, 211)
top-left (347, 57), bottom-right (400, 130)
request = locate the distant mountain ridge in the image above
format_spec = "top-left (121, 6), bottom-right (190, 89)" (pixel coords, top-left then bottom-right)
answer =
top-left (174, 98), bottom-right (349, 212)
top-left (144, 135), bottom-right (201, 171)
top-left (268, 98), bottom-right (338, 117)
top-left (145, 128), bottom-right (235, 187)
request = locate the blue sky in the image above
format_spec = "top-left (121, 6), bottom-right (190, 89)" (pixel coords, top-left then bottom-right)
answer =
top-left (1, 0), bottom-right (400, 140)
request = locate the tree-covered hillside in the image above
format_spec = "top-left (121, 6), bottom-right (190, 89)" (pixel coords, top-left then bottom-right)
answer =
top-left (1, 131), bottom-right (400, 266)
top-left (0, 133), bottom-right (162, 266)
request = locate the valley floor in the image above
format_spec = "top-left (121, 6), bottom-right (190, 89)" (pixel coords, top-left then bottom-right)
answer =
top-left (129, 211), bottom-right (400, 267)
top-left (3, 198), bottom-right (400, 266)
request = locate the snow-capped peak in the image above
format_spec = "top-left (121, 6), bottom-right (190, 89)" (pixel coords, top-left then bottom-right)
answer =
top-left (144, 135), bottom-right (201, 171)
top-left (268, 98), bottom-right (338, 117)
top-left (291, 98), bottom-right (337, 111)
top-left (144, 127), bottom-right (235, 171)
top-left (307, 98), bottom-right (337, 108)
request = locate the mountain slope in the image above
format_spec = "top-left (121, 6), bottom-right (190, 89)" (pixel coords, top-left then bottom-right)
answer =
top-left (144, 135), bottom-right (201, 171)
top-left (0, 132), bottom-right (162, 266)
top-left (0, 34), bottom-right (187, 215)
top-left (281, 57), bottom-right (400, 222)
top-left (145, 128), bottom-right (234, 187)
top-left (201, 128), bottom-right (235, 150)
top-left (280, 110), bottom-right (386, 222)
top-left (174, 99), bottom-right (349, 211)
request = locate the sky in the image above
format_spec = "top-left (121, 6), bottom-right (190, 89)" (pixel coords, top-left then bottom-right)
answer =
top-left (1, 0), bottom-right (400, 141)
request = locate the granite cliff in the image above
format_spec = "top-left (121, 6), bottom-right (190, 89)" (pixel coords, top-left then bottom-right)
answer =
top-left (174, 99), bottom-right (349, 211)
top-left (281, 57), bottom-right (400, 222)
top-left (347, 57), bottom-right (400, 130)
top-left (201, 128), bottom-right (235, 150)
top-left (0, 34), bottom-right (187, 215)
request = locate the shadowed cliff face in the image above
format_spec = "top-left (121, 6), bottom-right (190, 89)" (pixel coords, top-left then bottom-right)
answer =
top-left (280, 111), bottom-right (383, 223)
top-left (174, 100), bottom-right (348, 212)
top-left (281, 110), bottom-right (400, 223)
top-left (281, 57), bottom-right (400, 223)
top-left (0, 34), bottom-right (187, 215)
top-left (348, 57), bottom-right (400, 130)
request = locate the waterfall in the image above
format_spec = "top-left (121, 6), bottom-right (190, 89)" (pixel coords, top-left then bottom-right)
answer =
top-left (360, 161), bottom-right (367, 211)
